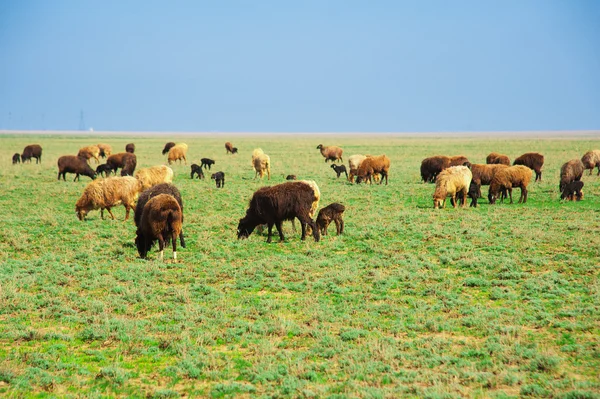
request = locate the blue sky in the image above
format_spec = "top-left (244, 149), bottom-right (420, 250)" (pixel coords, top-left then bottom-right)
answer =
top-left (1, 0), bottom-right (599, 132)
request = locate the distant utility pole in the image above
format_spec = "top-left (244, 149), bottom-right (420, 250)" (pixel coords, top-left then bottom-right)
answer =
top-left (79, 109), bottom-right (85, 131)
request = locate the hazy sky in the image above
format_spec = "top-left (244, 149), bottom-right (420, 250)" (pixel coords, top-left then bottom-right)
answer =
top-left (1, 0), bottom-right (599, 132)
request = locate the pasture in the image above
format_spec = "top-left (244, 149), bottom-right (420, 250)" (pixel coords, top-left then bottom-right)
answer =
top-left (0, 133), bottom-right (599, 398)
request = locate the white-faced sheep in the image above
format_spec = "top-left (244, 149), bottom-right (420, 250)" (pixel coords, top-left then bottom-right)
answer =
top-left (559, 159), bottom-right (584, 193)
top-left (96, 143), bottom-right (112, 158)
top-left (135, 165), bottom-right (174, 191)
top-left (581, 150), bottom-right (600, 176)
top-left (356, 155), bottom-right (390, 185)
top-left (513, 152), bottom-right (544, 182)
top-left (167, 143), bottom-right (188, 165)
top-left (135, 194), bottom-right (183, 260)
top-left (488, 165), bottom-right (532, 204)
top-left (253, 152), bottom-right (271, 180)
top-left (77, 145), bottom-right (101, 164)
top-left (75, 176), bottom-right (142, 221)
top-left (432, 165), bottom-right (472, 209)
top-left (316, 144), bottom-right (343, 163)
top-left (486, 152), bottom-right (510, 165)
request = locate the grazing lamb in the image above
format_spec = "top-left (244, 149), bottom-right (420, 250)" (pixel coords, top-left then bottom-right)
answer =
top-left (356, 155), bottom-right (390, 185)
top-left (560, 181), bottom-right (584, 201)
top-left (75, 176), bottom-right (142, 221)
top-left (135, 194), bottom-right (183, 260)
top-left (12, 153), bottom-right (20, 164)
top-left (432, 166), bottom-right (472, 209)
top-left (106, 152), bottom-right (137, 175)
top-left (486, 152), bottom-right (511, 165)
top-left (135, 165), bottom-right (174, 191)
top-left (167, 143), bottom-right (188, 165)
top-left (330, 164), bottom-right (348, 179)
top-left (559, 159), bottom-right (584, 193)
top-left (96, 143), bottom-right (112, 158)
top-left (21, 144), bottom-right (42, 164)
top-left (96, 163), bottom-right (113, 177)
top-left (190, 164), bottom-right (205, 179)
top-left (488, 165), bottom-right (532, 204)
top-left (581, 150), bottom-right (600, 176)
top-left (225, 142), bottom-right (235, 154)
top-left (348, 154), bottom-right (367, 182)
top-left (125, 143), bottom-right (135, 153)
top-left (420, 155), bottom-right (450, 183)
top-left (162, 142), bottom-right (176, 155)
top-left (211, 171), bottom-right (225, 188)
top-left (286, 175), bottom-right (297, 180)
top-left (231, 147), bottom-right (238, 154)
top-left (238, 181), bottom-right (320, 243)
top-left (200, 158), bottom-right (215, 170)
top-left (253, 152), bottom-right (271, 180)
top-left (77, 145), bottom-right (101, 164)
top-left (465, 163), bottom-right (509, 197)
top-left (316, 203), bottom-right (345, 236)
top-left (513, 152), bottom-right (544, 182)
top-left (316, 144), bottom-right (343, 163)
top-left (57, 155), bottom-right (97, 181)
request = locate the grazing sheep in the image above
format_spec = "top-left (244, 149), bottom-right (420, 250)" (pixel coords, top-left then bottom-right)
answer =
top-left (348, 154), bottom-right (367, 182)
top-left (237, 181), bottom-right (320, 243)
top-left (251, 148), bottom-right (264, 166)
top-left (96, 163), bottom-right (113, 177)
top-left (467, 181), bottom-right (480, 207)
top-left (75, 176), bottom-right (142, 221)
top-left (77, 145), bottom-right (101, 164)
top-left (486, 152), bottom-right (511, 165)
top-left (581, 150), bottom-right (600, 176)
top-left (560, 181), bottom-right (584, 201)
top-left (316, 203), bottom-right (345, 236)
top-left (135, 194), bottom-right (183, 260)
top-left (513, 152), bottom-right (544, 182)
top-left (57, 155), bottom-right (97, 181)
top-left (433, 166), bottom-right (472, 209)
top-left (167, 143), bottom-right (188, 165)
top-left (286, 175), bottom-right (297, 180)
top-left (106, 152), bottom-right (137, 175)
top-left (356, 155), bottom-right (390, 185)
top-left (449, 155), bottom-right (470, 167)
top-left (135, 165), bottom-right (174, 191)
top-left (559, 159), bottom-right (584, 193)
top-left (316, 144), bottom-right (343, 163)
top-left (162, 142), bottom-right (176, 155)
top-left (120, 153), bottom-right (137, 176)
top-left (465, 163), bottom-right (509, 197)
top-left (21, 144), bottom-right (42, 164)
top-left (12, 153), bottom-right (20, 164)
top-left (200, 158), bottom-right (215, 170)
top-left (211, 172), bottom-right (225, 188)
top-left (190, 164), bottom-right (205, 179)
top-left (488, 165), bottom-right (532, 204)
top-left (231, 147), bottom-right (238, 154)
top-left (420, 155), bottom-right (450, 183)
top-left (330, 164), bottom-right (348, 179)
top-left (125, 143), bottom-right (135, 153)
top-left (253, 153), bottom-right (271, 180)
top-left (225, 142), bottom-right (235, 154)
top-left (96, 143), bottom-right (112, 158)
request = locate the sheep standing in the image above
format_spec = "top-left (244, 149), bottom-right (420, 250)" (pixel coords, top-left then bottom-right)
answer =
top-left (432, 166), bottom-right (472, 209)
top-left (190, 164), bottom-right (205, 179)
top-left (348, 154), bottom-right (367, 182)
top-left (106, 152), bottom-right (136, 175)
top-left (57, 155), bottom-right (97, 181)
top-left (356, 155), bottom-right (390, 185)
top-left (21, 144), bottom-right (42, 163)
top-left (486, 152), bottom-right (510, 165)
top-left (513, 153), bottom-right (544, 182)
top-left (560, 181), bottom-right (584, 201)
top-left (167, 143), bottom-right (188, 165)
top-left (559, 159), bottom-right (584, 193)
top-left (581, 150), bottom-right (600, 176)
top-left (225, 142), bottom-right (236, 154)
top-left (135, 194), bottom-right (183, 260)
top-left (316, 203), bottom-right (345, 236)
top-left (211, 172), bottom-right (225, 188)
top-left (125, 143), bottom-right (136, 153)
top-left (135, 165), bottom-right (174, 191)
top-left (330, 164), bottom-right (348, 179)
top-left (96, 164), bottom-right (113, 177)
top-left (316, 144), bottom-right (343, 163)
top-left (77, 145), bottom-right (101, 164)
top-left (488, 165), bottom-right (532, 204)
top-left (120, 154), bottom-right (137, 176)
top-left (96, 143), bottom-right (112, 158)
top-left (12, 153), bottom-right (20, 164)
top-left (200, 158), bottom-right (215, 170)
top-left (465, 163), bottom-right (508, 197)
top-left (75, 176), bottom-right (142, 221)
top-left (420, 156), bottom-right (450, 183)
top-left (253, 152), bottom-right (271, 180)
top-left (162, 142), bottom-right (176, 155)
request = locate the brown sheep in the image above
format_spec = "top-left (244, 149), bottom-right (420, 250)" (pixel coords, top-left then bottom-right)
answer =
top-left (57, 155), bottom-right (97, 181)
top-left (253, 153), bottom-right (271, 180)
top-left (225, 142), bottom-right (236, 154)
top-left (21, 144), bottom-right (42, 163)
top-left (348, 154), bottom-right (367, 182)
top-left (162, 142), bottom-right (176, 155)
top-left (316, 203), bottom-right (345, 236)
top-left (75, 176), bottom-right (142, 221)
top-left (316, 144), bottom-right (343, 163)
top-left (286, 175), bottom-right (297, 180)
top-left (488, 165), bottom-right (532, 204)
top-left (12, 153), bottom-right (20, 164)
top-left (581, 150), bottom-right (600, 176)
top-left (167, 143), bottom-right (188, 165)
top-left (465, 163), bottom-right (508, 197)
top-left (420, 155), bottom-right (450, 183)
top-left (135, 165), bottom-right (174, 191)
top-left (77, 145), bottom-right (101, 164)
top-left (125, 143), bottom-right (136, 153)
top-left (513, 152), bottom-right (544, 182)
top-left (355, 155), bottom-right (390, 185)
top-left (449, 155), bottom-right (469, 167)
top-left (135, 194), bottom-right (183, 260)
top-left (433, 166), bottom-right (472, 209)
top-left (121, 154), bottom-right (137, 176)
top-left (106, 152), bottom-right (137, 175)
top-left (96, 143), bottom-right (112, 158)
top-left (486, 152), bottom-right (511, 165)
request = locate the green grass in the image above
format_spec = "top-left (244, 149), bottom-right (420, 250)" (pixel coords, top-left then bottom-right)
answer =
top-left (0, 133), bottom-right (599, 398)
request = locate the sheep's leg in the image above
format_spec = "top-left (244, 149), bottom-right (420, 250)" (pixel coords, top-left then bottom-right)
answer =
top-left (334, 219), bottom-right (342, 235)
top-left (275, 221), bottom-right (285, 242)
top-left (507, 188), bottom-right (513, 204)
top-left (266, 223), bottom-right (274, 243)
top-left (124, 205), bottom-right (131, 221)
top-left (521, 187), bottom-right (528, 203)
top-left (100, 208), bottom-right (105, 219)
top-left (179, 229), bottom-right (186, 248)
top-left (157, 234), bottom-right (165, 261)
top-left (106, 207), bottom-right (116, 220)
top-left (461, 190), bottom-right (467, 208)
top-left (172, 231), bottom-right (178, 260)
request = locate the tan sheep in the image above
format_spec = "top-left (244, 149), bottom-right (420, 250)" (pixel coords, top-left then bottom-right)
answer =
top-left (488, 165), bottom-right (532, 204)
top-left (77, 145), bottom-right (101, 164)
top-left (75, 176), bottom-right (142, 221)
top-left (167, 143), bottom-right (189, 165)
top-left (348, 154), bottom-right (367, 182)
top-left (356, 155), bottom-right (390, 185)
top-left (433, 166), bottom-right (472, 209)
top-left (316, 144), bottom-right (343, 163)
top-left (581, 150), bottom-right (600, 176)
top-left (96, 143), bottom-right (112, 158)
top-left (300, 179), bottom-right (321, 218)
top-left (251, 148), bottom-right (264, 166)
top-left (135, 165), bottom-right (174, 191)
top-left (253, 153), bottom-right (271, 180)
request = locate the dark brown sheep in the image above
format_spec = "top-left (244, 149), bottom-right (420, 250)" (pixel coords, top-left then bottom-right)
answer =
top-left (356, 155), bottom-right (390, 185)
top-left (190, 164), bottom-right (204, 179)
top-left (125, 143), bottom-right (135, 153)
top-left (559, 159), bottom-right (584, 192)
top-left (201, 158), bottom-right (215, 170)
top-left (96, 163), bottom-right (113, 177)
top-left (162, 142), bottom-right (176, 155)
top-left (231, 147), bottom-right (238, 154)
top-left (12, 153), bottom-right (20, 164)
top-left (57, 155), bottom-right (97, 181)
top-left (135, 194), bottom-right (183, 260)
top-left (486, 152), bottom-right (511, 165)
top-left (121, 154), bottom-right (137, 176)
top-left (560, 181), bottom-right (584, 201)
top-left (286, 175), bottom-right (297, 180)
top-left (225, 142), bottom-right (235, 154)
top-left (21, 144), bottom-right (42, 163)
top-left (330, 164), bottom-right (348, 179)
top-left (316, 203), bottom-right (345, 236)
top-left (211, 171), bottom-right (225, 188)
top-left (420, 156), bottom-right (450, 183)
top-left (513, 152), bottom-right (544, 182)
top-left (316, 144), bottom-right (343, 163)
top-left (237, 181), bottom-right (320, 243)
top-left (465, 163), bottom-right (508, 197)
top-left (107, 152), bottom-right (137, 175)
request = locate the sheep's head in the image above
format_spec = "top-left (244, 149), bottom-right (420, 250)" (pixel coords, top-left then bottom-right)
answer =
top-left (237, 218), bottom-right (256, 239)
top-left (488, 192), bottom-right (497, 205)
top-left (135, 232), bottom-right (151, 259)
top-left (316, 144), bottom-right (323, 150)
top-left (433, 197), bottom-right (444, 209)
top-left (330, 164), bottom-right (337, 170)
top-left (76, 206), bottom-right (89, 221)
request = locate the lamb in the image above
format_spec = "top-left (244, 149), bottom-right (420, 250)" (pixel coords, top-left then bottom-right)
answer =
top-left (77, 145), bottom-right (101, 164)
top-left (75, 176), bottom-right (142, 221)
top-left (348, 154), bottom-right (367, 182)
top-left (420, 155), bottom-right (450, 183)
top-left (21, 144), bottom-right (42, 164)
top-left (12, 153), bottom-right (20, 164)
top-left (488, 165), bottom-right (533, 204)
top-left (57, 155), bottom-right (97, 181)
top-left (167, 143), bottom-right (188, 165)
top-left (316, 203), bottom-right (345, 236)
top-left (355, 155), bottom-right (390, 185)
top-left (125, 143), bottom-right (136, 153)
top-left (286, 175), bottom-right (297, 180)
top-left (190, 164), bottom-right (205, 179)
top-left (135, 194), bottom-right (183, 260)
top-left (581, 150), bottom-right (600, 176)
top-left (106, 152), bottom-right (137, 175)
top-left (225, 142), bottom-right (236, 154)
top-left (432, 166), bottom-right (472, 209)
top-left (316, 144), bottom-right (343, 163)
top-left (96, 163), bottom-right (113, 177)
top-left (560, 181), bottom-right (584, 201)
top-left (200, 158), bottom-right (215, 170)
top-left (135, 165), bottom-right (174, 191)
top-left (96, 143), bottom-right (112, 158)
top-left (253, 152), bottom-right (271, 180)
top-left (237, 180), bottom-right (320, 243)
top-left (486, 152), bottom-right (511, 165)
top-left (465, 163), bottom-right (509, 197)
top-left (513, 152), bottom-right (544, 182)
top-left (211, 171), bottom-right (225, 188)
top-left (162, 142), bottom-right (176, 155)
top-left (559, 159), bottom-right (584, 193)
top-left (330, 164), bottom-right (348, 179)
top-left (120, 153), bottom-right (137, 176)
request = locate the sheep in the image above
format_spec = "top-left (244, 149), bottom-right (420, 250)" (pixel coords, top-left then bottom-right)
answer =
top-left (125, 143), bottom-right (136, 153)
top-left (513, 152), bottom-right (544, 182)
top-left (200, 158), bottom-right (215, 170)
top-left (449, 155), bottom-right (470, 167)
top-left (488, 165), bottom-right (532, 204)
top-left (316, 203), bottom-right (345, 236)
top-left (75, 176), bottom-right (142, 221)
top-left (162, 142), bottom-right (176, 155)
top-left (57, 155), bottom-right (97, 181)
top-left (467, 181), bottom-right (480, 207)
top-left (225, 142), bottom-right (235, 154)
top-left (559, 159), bottom-right (584, 193)
top-left (560, 181), bottom-right (584, 201)
top-left (12, 153), bottom-right (20, 164)
top-left (96, 143), bottom-right (112, 158)
top-left (106, 152), bottom-right (137, 175)
top-left (77, 145), bottom-right (101, 164)
top-left (420, 155), bottom-right (450, 183)
top-left (96, 163), bottom-right (113, 177)
top-left (432, 166), bottom-right (472, 209)
top-left (348, 154), bottom-right (367, 182)
top-left (120, 153), bottom-right (137, 176)
top-left (211, 172), bottom-right (225, 188)
top-left (486, 152), bottom-right (511, 165)
top-left (286, 175), bottom-right (297, 180)
top-left (237, 181), bottom-right (320, 243)
top-left (330, 164), bottom-right (348, 179)
top-left (135, 165), bottom-right (174, 191)
top-left (251, 148), bottom-right (264, 166)
top-left (581, 150), bottom-right (600, 176)
top-left (167, 143), bottom-right (188, 165)
top-left (21, 144), bottom-right (42, 163)
top-left (465, 163), bottom-right (509, 197)
top-left (135, 194), bottom-right (183, 260)
top-left (316, 144), bottom-right (343, 163)
top-left (356, 155), bottom-right (390, 185)
top-left (190, 164), bottom-right (205, 179)
top-left (253, 153), bottom-right (271, 180)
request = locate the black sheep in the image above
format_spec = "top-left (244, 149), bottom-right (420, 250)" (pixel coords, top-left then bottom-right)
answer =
top-left (162, 142), bottom-right (176, 155)
top-left (190, 164), bottom-right (205, 179)
top-left (211, 171), bottom-right (225, 188)
top-left (330, 164), bottom-right (348, 179)
top-left (12, 153), bottom-right (20, 164)
top-left (96, 163), bottom-right (113, 177)
top-left (560, 181), bottom-right (584, 201)
top-left (201, 158), bottom-right (215, 170)
top-left (286, 175), bottom-right (297, 180)
top-left (21, 144), bottom-right (43, 164)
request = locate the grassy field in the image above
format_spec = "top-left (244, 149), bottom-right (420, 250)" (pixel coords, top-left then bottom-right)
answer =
top-left (0, 133), bottom-right (599, 398)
